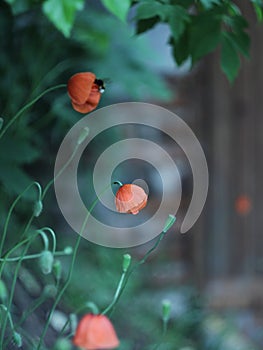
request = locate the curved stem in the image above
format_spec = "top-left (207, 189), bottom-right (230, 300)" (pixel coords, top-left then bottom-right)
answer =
top-left (0, 84), bottom-right (66, 140)
top-left (36, 182), bottom-right (115, 349)
top-left (0, 182), bottom-right (41, 258)
top-left (101, 271), bottom-right (127, 315)
top-left (107, 231), bottom-right (167, 316)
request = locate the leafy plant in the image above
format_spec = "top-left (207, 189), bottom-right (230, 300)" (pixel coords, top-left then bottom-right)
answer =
top-left (4, 0), bottom-right (263, 81)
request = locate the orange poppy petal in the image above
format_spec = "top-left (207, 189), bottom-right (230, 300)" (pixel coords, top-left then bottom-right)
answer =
top-left (73, 314), bottom-right (93, 348)
top-left (71, 84), bottom-right (101, 114)
top-left (73, 314), bottom-right (119, 350)
top-left (88, 315), bottom-right (119, 349)
top-left (67, 72), bottom-right (96, 105)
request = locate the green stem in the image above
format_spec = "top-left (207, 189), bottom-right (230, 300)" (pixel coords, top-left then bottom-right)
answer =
top-left (109, 231), bottom-right (166, 314)
top-left (36, 182), bottom-right (115, 350)
top-left (0, 224), bottom-right (34, 347)
top-left (42, 146), bottom-right (79, 199)
top-left (0, 84), bottom-right (66, 140)
top-left (0, 249), bottom-right (69, 262)
top-left (0, 182), bottom-right (41, 258)
top-left (101, 271), bottom-right (127, 315)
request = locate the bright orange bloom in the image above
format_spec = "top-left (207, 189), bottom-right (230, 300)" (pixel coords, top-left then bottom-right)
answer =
top-left (235, 194), bottom-right (252, 215)
top-left (67, 72), bottom-right (104, 114)
top-left (115, 184), bottom-right (148, 215)
top-left (73, 314), bottom-right (119, 350)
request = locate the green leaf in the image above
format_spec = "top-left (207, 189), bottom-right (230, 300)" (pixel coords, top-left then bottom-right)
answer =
top-left (170, 32), bottom-right (190, 65)
top-left (42, 0), bottom-right (85, 37)
top-left (135, 1), bottom-right (167, 21)
top-left (189, 13), bottom-right (221, 63)
top-left (101, 0), bottom-right (132, 22)
top-left (0, 163), bottom-right (34, 196)
top-left (199, 0), bottom-right (221, 9)
top-left (224, 31), bottom-right (250, 58)
top-left (251, 0), bottom-right (263, 21)
top-left (221, 32), bottom-right (240, 82)
top-left (0, 138), bottom-right (39, 164)
top-left (168, 5), bottom-right (190, 41)
top-left (136, 16), bottom-right (159, 35)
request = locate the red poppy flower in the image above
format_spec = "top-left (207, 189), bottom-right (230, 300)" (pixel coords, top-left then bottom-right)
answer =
top-left (115, 184), bottom-right (148, 215)
top-left (67, 72), bottom-right (104, 114)
top-left (235, 195), bottom-right (252, 215)
top-left (73, 314), bottom-right (119, 350)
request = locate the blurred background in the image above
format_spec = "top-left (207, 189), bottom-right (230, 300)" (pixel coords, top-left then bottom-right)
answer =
top-left (0, 0), bottom-right (263, 349)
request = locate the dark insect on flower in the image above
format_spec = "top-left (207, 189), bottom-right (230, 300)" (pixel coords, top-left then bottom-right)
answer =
top-left (94, 78), bottom-right (106, 93)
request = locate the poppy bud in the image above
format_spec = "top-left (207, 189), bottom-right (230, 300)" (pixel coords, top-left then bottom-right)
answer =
top-left (13, 332), bottom-right (22, 348)
top-left (33, 200), bottom-right (43, 217)
top-left (77, 127), bottom-right (90, 144)
top-left (0, 279), bottom-right (8, 301)
top-left (39, 250), bottom-right (54, 275)
top-left (54, 338), bottom-right (72, 350)
top-left (64, 246), bottom-right (73, 255)
top-left (162, 299), bottom-right (171, 322)
top-left (53, 260), bottom-right (62, 281)
top-left (122, 254), bottom-right (131, 272)
top-left (162, 214), bottom-right (176, 233)
top-left (43, 284), bottom-right (57, 298)
top-left (115, 184), bottom-right (148, 215)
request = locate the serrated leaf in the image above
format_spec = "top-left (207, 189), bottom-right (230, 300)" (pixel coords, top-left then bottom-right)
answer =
top-left (101, 0), bottom-right (132, 22)
top-left (135, 1), bottom-right (167, 21)
top-left (189, 13), bottom-right (221, 63)
top-left (42, 0), bottom-right (85, 37)
top-left (168, 5), bottom-right (190, 41)
top-left (221, 32), bottom-right (240, 82)
top-left (136, 16), bottom-right (159, 35)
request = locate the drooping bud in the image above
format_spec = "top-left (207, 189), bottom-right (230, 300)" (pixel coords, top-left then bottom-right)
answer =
top-left (33, 200), bottom-right (43, 217)
top-left (13, 332), bottom-right (22, 348)
top-left (39, 250), bottom-right (54, 275)
top-left (77, 127), bottom-right (90, 144)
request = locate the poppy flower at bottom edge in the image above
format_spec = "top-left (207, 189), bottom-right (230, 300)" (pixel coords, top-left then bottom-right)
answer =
top-left (73, 314), bottom-right (120, 350)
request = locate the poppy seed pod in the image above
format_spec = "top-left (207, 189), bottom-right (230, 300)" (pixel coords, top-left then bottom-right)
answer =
top-left (73, 314), bottom-right (119, 350)
top-left (115, 184), bottom-right (148, 215)
top-left (67, 72), bottom-right (103, 114)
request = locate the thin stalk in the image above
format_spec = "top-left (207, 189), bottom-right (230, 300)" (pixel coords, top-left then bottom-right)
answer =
top-left (0, 84), bottom-right (66, 140)
top-left (36, 182), bottom-right (114, 349)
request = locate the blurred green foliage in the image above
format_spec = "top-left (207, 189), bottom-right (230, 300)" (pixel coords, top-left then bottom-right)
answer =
top-left (1, 1), bottom-right (262, 349)
top-left (4, 0), bottom-right (263, 82)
